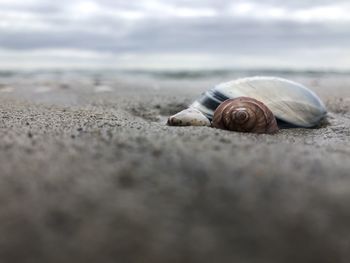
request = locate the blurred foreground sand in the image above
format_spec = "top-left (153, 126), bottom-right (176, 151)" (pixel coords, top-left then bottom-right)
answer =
top-left (0, 72), bottom-right (349, 263)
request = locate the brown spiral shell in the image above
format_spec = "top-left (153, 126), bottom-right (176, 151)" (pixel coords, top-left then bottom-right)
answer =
top-left (212, 97), bottom-right (279, 134)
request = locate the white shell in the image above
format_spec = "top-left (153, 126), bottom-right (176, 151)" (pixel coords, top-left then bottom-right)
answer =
top-left (190, 76), bottom-right (327, 127)
top-left (167, 108), bottom-right (211, 126)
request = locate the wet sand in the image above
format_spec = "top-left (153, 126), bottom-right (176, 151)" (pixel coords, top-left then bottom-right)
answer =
top-left (0, 73), bottom-right (349, 263)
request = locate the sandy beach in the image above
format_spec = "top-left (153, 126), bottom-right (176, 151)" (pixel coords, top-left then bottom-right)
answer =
top-left (0, 71), bottom-right (349, 262)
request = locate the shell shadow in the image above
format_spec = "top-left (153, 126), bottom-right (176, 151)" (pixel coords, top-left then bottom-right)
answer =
top-left (157, 101), bottom-right (190, 116)
top-left (277, 117), bottom-right (330, 129)
top-left (127, 101), bottom-right (189, 122)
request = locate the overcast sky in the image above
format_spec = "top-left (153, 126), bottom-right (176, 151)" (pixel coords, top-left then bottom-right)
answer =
top-left (0, 0), bottom-right (350, 70)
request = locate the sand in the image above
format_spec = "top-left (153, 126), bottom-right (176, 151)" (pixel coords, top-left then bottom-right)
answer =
top-left (0, 72), bottom-right (349, 263)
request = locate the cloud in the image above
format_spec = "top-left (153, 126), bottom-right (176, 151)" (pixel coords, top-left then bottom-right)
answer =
top-left (0, 0), bottom-right (349, 69)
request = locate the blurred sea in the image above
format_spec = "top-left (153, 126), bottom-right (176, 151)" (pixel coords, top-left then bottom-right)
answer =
top-left (0, 69), bottom-right (349, 80)
top-left (1, 69), bottom-right (350, 96)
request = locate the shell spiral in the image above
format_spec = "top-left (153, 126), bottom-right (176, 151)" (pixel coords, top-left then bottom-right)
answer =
top-left (212, 97), bottom-right (279, 134)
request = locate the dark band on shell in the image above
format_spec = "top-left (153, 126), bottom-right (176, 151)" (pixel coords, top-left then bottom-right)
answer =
top-left (197, 89), bottom-right (230, 119)
top-left (193, 89), bottom-right (230, 120)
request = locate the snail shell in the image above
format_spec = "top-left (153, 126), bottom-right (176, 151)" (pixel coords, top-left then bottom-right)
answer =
top-left (190, 76), bottom-right (327, 127)
top-left (212, 97), bottom-right (279, 134)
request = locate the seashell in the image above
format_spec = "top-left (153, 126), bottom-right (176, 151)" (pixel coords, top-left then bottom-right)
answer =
top-left (167, 108), bottom-right (211, 126)
top-left (168, 76), bottom-right (327, 131)
top-left (212, 97), bottom-right (279, 134)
